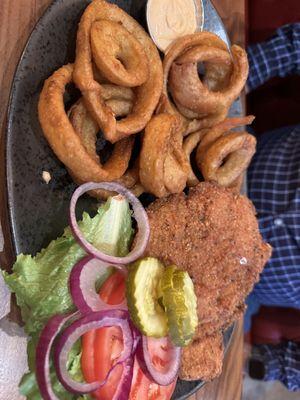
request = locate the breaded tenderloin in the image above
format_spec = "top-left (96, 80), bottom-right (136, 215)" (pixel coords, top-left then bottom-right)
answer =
top-left (145, 182), bottom-right (271, 380)
top-left (180, 333), bottom-right (224, 381)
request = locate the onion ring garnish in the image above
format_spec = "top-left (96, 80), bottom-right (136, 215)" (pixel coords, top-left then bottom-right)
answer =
top-left (140, 114), bottom-right (189, 198)
top-left (69, 182), bottom-right (150, 264)
top-left (53, 310), bottom-right (133, 394)
top-left (69, 255), bottom-right (127, 314)
top-left (73, 0), bottom-right (163, 143)
top-left (136, 336), bottom-right (181, 386)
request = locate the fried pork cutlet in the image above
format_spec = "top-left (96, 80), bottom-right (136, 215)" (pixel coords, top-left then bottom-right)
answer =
top-left (180, 332), bottom-right (224, 381)
top-left (145, 182), bottom-right (271, 381)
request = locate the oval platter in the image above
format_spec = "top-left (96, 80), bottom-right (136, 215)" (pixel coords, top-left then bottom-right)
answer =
top-left (6, 0), bottom-right (240, 399)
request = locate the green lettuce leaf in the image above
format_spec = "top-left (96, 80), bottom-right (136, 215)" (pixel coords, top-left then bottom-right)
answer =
top-left (3, 196), bottom-right (133, 400)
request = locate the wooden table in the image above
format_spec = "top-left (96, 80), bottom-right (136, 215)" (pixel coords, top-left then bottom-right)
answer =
top-left (0, 1), bottom-right (245, 399)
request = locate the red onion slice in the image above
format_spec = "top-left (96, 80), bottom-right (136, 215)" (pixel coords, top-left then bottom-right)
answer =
top-left (136, 336), bottom-right (181, 386)
top-left (35, 312), bottom-right (78, 400)
top-left (131, 323), bottom-right (142, 352)
top-left (69, 255), bottom-right (127, 314)
top-left (110, 355), bottom-right (134, 400)
top-left (69, 182), bottom-right (150, 265)
top-left (53, 310), bottom-right (133, 395)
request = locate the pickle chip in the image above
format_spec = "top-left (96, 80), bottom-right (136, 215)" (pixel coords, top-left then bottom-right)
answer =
top-left (126, 257), bottom-right (168, 337)
top-left (161, 265), bottom-right (198, 346)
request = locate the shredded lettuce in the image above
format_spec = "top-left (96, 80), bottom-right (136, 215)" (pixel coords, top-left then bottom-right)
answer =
top-left (3, 196), bottom-right (133, 400)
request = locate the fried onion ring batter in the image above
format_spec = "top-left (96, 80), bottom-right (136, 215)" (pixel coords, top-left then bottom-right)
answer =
top-left (196, 115), bottom-right (255, 163)
top-left (183, 129), bottom-right (208, 186)
top-left (170, 46), bottom-right (233, 118)
top-left (169, 45), bottom-right (248, 122)
top-left (38, 64), bottom-right (133, 183)
top-left (140, 114), bottom-right (189, 198)
top-left (200, 132), bottom-right (256, 187)
top-left (90, 20), bottom-right (149, 87)
top-left (184, 116), bottom-right (254, 188)
top-left (74, 0), bottom-right (163, 143)
top-left (101, 84), bottom-right (134, 117)
top-left (68, 98), bottom-right (143, 199)
top-left (158, 32), bottom-right (249, 133)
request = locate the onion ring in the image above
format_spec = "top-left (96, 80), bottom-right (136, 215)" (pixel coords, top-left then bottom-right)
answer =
top-left (173, 45), bottom-right (232, 89)
top-left (68, 95), bottom-right (143, 199)
top-left (158, 32), bottom-right (228, 118)
top-left (68, 96), bottom-right (134, 175)
top-left (199, 132), bottom-right (256, 187)
top-left (169, 45), bottom-right (248, 120)
top-left (183, 116), bottom-right (254, 188)
top-left (83, 158), bottom-right (144, 200)
top-left (38, 64), bottom-right (133, 183)
top-left (73, 0), bottom-right (163, 143)
top-left (196, 115), bottom-right (255, 164)
top-left (169, 46), bottom-right (233, 117)
top-left (90, 20), bottom-right (149, 87)
top-left (158, 32), bottom-right (249, 133)
top-left (139, 114), bottom-right (189, 198)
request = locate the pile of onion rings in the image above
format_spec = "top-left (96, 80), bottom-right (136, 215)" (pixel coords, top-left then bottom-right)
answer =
top-left (38, 0), bottom-right (256, 199)
top-left (73, 0), bottom-right (163, 143)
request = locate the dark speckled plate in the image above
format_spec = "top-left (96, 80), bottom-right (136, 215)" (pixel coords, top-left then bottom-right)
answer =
top-left (6, 0), bottom-right (240, 398)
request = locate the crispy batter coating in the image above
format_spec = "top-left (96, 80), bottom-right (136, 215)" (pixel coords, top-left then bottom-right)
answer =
top-left (74, 0), bottom-right (163, 143)
top-left (180, 332), bottom-right (224, 381)
top-left (145, 182), bottom-right (272, 380)
top-left (38, 64), bottom-right (133, 183)
top-left (158, 32), bottom-right (249, 134)
top-left (140, 114), bottom-right (189, 198)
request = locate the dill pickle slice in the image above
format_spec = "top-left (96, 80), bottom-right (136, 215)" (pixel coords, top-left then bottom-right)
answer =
top-left (161, 265), bottom-right (198, 346)
top-left (126, 257), bottom-right (168, 337)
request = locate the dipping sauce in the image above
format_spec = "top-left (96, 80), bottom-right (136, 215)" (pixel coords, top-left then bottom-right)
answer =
top-left (147, 0), bottom-right (202, 52)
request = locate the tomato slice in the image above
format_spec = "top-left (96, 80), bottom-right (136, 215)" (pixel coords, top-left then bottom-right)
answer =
top-left (129, 358), bottom-right (177, 400)
top-left (81, 271), bottom-right (177, 400)
top-left (81, 330), bottom-right (96, 382)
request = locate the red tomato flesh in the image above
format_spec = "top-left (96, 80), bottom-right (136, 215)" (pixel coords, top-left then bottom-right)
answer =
top-left (81, 271), bottom-right (177, 400)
